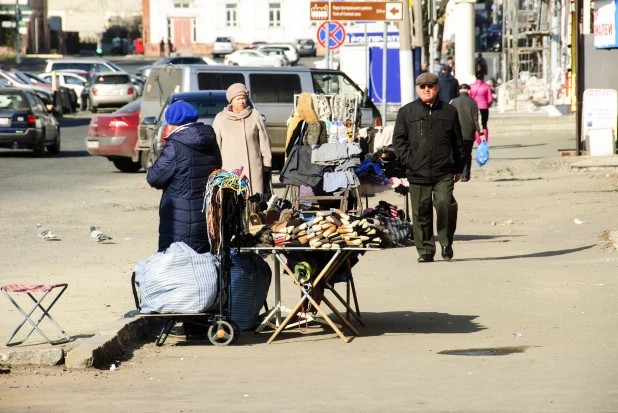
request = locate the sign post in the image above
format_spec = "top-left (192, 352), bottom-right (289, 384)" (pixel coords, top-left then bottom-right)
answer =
top-left (317, 20), bottom-right (347, 69)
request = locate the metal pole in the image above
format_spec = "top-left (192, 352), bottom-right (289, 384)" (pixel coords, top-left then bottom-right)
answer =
top-left (325, 21), bottom-right (330, 69)
top-left (399, 3), bottom-right (414, 105)
top-left (364, 24), bottom-right (369, 99)
top-left (381, 22), bottom-right (387, 127)
top-left (15, 0), bottom-right (21, 64)
top-left (575, 0), bottom-right (583, 155)
top-left (429, 0), bottom-right (435, 72)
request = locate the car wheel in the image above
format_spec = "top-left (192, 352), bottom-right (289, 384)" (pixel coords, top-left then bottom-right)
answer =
top-left (80, 98), bottom-right (87, 111)
top-left (48, 128), bottom-right (61, 154)
top-left (312, 51), bottom-right (317, 57)
top-left (33, 132), bottom-right (46, 158)
top-left (113, 159), bottom-right (142, 173)
top-left (90, 105), bottom-right (97, 113)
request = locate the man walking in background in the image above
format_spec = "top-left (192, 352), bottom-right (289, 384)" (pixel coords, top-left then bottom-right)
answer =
top-left (392, 73), bottom-right (466, 263)
top-left (438, 66), bottom-right (459, 103)
top-left (449, 84), bottom-right (484, 182)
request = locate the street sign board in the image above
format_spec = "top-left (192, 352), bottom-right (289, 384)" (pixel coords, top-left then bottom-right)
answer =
top-left (317, 21), bottom-right (346, 50)
top-left (310, 1), bottom-right (403, 21)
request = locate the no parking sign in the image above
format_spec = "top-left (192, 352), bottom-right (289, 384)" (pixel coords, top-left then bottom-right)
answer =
top-left (317, 21), bottom-right (346, 50)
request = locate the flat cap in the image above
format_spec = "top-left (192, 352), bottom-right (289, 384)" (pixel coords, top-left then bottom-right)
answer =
top-left (415, 72), bottom-right (439, 86)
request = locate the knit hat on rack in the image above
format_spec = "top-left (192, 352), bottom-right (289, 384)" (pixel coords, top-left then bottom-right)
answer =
top-left (165, 100), bottom-right (199, 126)
top-left (226, 83), bottom-right (249, 103)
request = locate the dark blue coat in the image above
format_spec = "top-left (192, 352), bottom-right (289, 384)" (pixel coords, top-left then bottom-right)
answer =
top-left (147, 123), bottom-right (222, 253)
top-left (438, 72), bottom-right (460, 103)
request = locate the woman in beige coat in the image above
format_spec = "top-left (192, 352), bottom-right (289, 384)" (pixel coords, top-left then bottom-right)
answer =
top-left (213, 83), bottom-right (272, 196)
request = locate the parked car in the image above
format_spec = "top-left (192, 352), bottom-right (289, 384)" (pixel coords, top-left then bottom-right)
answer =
top-left (0, 70), bottom-right (54, 107)
top-left (44, 59), bottom-right (123, 73)
top-left (20, 72), bottom-right (51, 87)
top-left (294, 39), bottom-right (317, 57)
top-left (224, 50), bottom-right (285, 67)
top-left (129, 74), bottom-right (145, 96)
top-left (85, 72), bottom-right (138, 113)
top-left (142, 91), bottom-right (254, 168)
top-left (135, 56), bottom-right (217, 80)
top-left (256, 47), bottom-right (291, 66)
top-left (85, 98), bottom-right (142, 172)
top-left (264, 43), bottom-right (299, 65)
top-left (38, 71), bottom-right (88, 106)
top-left (213, 36), bottom-right (237, 58)
top-left (0, 88), bottom-right (60, 156)
top-left (138, 65), bottom-right (381, 168)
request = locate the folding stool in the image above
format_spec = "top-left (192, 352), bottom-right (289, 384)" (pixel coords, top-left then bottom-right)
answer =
top-left (1, 283), bottom-right (71, 346)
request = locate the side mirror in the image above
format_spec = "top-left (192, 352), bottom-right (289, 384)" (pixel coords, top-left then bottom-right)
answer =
top-left (261, 114), bottom-right (266, 122)
top-left (143, 117), bottom-right (157, 126)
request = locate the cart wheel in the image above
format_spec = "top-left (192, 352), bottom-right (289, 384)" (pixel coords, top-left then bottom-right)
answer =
top-left (230, 320), bottom-right (241, 344)
top-left (208, 320), bottom-right (235, 346)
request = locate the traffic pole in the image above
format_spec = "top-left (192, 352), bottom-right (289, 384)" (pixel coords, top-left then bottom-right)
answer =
top-left (325, 21), bottom-right (330, 69)
top-left (399, 3), bottom-right (414, 105)
top-left (15, 0), bottom-right (21, 65)
top-left (381, 22), bottom-right (388, 127)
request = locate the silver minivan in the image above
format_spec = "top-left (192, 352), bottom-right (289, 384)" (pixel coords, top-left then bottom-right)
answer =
top-left (137, 65), bottom-right (381, 167)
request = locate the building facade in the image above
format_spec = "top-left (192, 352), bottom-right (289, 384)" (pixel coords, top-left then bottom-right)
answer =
top-left (48, 0), bottom-right (141, 40)
top-left (142, 0), bottom-right (382, 55)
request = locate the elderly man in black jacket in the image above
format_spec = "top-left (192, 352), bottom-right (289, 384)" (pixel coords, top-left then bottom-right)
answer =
top-left (393, 72), bottom-right (466, 262)
top-left (147, 100), bottom-right (222, 254)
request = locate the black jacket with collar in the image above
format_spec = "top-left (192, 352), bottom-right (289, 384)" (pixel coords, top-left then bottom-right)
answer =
top-left (392, 98), bottom-right (465, 184)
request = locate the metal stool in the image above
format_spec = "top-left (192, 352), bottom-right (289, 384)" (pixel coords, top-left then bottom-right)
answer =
top-left (1, 283), bottom-right (71, 346)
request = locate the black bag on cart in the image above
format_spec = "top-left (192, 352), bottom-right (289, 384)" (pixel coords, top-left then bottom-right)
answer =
top-left (230, 251), bottom-right (272, 331)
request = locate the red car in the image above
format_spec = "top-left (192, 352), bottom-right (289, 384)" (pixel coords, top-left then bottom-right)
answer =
top-left (86, 98), bottom-right (142, 172)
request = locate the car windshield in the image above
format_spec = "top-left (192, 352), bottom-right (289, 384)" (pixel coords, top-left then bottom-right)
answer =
top-left (11, 72), bottom-right (34, 84)
top-left (312, 72), bottom-right (363, 97)
top-left (0, 92), bottom-right (30, 110)
top-left (169, 95), bottom-right (229, 118)
top-left (107, 62), bottom-right (123, 72)
top-left (27, 73), bottom-right (49, 83)
top-left (4, 71), bottom-right (28, 85)
top-left (153, 58), bottom-right (173, 65)
top-left (114, 98), bottom-right (142, 114)
top-left (298, 39), bottom-right (314, 45)
top-left (216, 37), bottom-right (231, 42)
top-left (94, 74), bottom-right (130, 84)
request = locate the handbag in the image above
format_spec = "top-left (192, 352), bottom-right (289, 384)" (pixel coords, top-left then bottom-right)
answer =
top-left (476, 141), bottom-right (489, 167)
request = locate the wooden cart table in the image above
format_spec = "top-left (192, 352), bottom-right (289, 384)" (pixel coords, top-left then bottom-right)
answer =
top-left (240, 247), bottom-right (379, 343)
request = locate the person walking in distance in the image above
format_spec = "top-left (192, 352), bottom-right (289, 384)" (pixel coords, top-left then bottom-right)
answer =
top-left (469, 72), bottom-right (494, 142)
top-left (167, 39), bottom-right (174, 56)
top-left (449, 84), bottom-right (484, 182)
top-left (432, 58), bottom-right (442, 74)
top-left (475, 53), bottom-right (488, 78)
top-left (438, 65), bottom-right (459, 103)
top-left (159, 38), bottom-right (165, 57)
top-left (392, 73), bottom-right (466, 263)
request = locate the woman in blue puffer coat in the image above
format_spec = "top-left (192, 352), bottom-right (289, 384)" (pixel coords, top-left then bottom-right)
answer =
top-left (147, 100), bottom-right (222, 253)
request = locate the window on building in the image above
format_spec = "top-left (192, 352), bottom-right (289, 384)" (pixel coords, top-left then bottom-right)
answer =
top-left (226, 3), bottom-right (238, 27)
top-left (249, 74), bottom-right (301, 103)
top-left (269, 2), bottom-right (281, 27)
top-left (173, 0), bottom-right (190, 8)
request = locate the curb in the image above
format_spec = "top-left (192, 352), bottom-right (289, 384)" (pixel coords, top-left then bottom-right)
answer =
top-left (0, 348), bottom-right (64, 366)
top-left (65, 315), bottom-right (150, 369)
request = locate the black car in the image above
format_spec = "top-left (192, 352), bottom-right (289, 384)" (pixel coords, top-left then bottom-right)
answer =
top-left (0, 88), bottom-right (60, 156)
top-left (294, 39), bottom-right (316, 57)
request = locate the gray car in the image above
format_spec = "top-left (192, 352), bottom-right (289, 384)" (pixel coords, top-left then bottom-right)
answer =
top-left (86, 72), bottom-right (138, 113)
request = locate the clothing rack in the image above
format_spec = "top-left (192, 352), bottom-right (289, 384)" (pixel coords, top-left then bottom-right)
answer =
top-left (293, 93), bottom-right (361, 140)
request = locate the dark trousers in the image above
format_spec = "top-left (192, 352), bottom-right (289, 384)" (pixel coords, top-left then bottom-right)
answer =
top-left (462, 140), bottom-right (475, 180)
top-left (409, 175), bottom-right (458, 257)
top-left (480, 109), bottom-right (489, 129)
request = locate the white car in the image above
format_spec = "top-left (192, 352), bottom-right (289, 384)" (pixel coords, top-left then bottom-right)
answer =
top-left (224, 50), bottom-right (285, 67)
top-left (38, 72), bottom-right (88, 105)
top-left (264, 43), bottom-right (299, 65)
top-left (213, 37), bottom-right (237, 58)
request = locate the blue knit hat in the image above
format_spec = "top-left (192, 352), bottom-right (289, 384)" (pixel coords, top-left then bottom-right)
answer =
top-left (165, 100), bottom-right (199, 126)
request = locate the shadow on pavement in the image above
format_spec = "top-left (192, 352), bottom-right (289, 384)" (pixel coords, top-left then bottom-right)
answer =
top-left (359, 311), bottom-right (486, 337)
top-left (490, 177), bottom-right (543, 182)
top-left (490, 143), bottom-right (547, 150)
top-left (456, 244), bottom-right (594, 262)
top-left (455, 234), bottom-right (523, 241)
top-left (56, 150), bottom-right (90, 158)
top-left (59, 117), bottom-right (92, 128)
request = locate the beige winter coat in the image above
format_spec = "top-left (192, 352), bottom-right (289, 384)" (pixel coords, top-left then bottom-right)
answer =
top-left (212, 106), bottom-right (272, 196)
